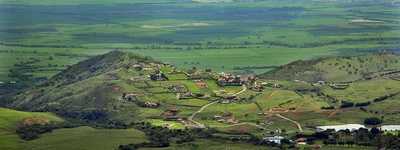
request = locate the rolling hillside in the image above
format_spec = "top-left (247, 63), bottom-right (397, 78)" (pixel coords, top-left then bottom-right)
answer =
top-left (0, 108), bottom-right (63, 150)
top-left (8, 51), bottom-right (155, 122)
top-left (260, 53), bottom-right (400, 82)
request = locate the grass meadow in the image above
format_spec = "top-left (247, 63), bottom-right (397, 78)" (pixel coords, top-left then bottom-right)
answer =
top-left (0, 108), bottom-right (63, 150)
top-left (19, 126), bottom-right (148, 150)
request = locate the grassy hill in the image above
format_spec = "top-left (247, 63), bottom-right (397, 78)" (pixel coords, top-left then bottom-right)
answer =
top-left (7, 51), bottom-right (155, 122)
top-left (0, 108), bottom-right (63, 150)
top-left (6, 51), bottom-right (242, 123)
top-left (260, 54), bottom-right (400, 83)
top-left (2, 51), bottom-right (400, 149)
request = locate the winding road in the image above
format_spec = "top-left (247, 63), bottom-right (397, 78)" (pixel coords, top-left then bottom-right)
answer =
top-left (276, 114), bottom-right (303, 131)
top-left (187, 85), bottom-right (247, 127)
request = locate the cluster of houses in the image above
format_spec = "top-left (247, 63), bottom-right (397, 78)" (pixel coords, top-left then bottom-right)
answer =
top-left (178, 92), bottom-right (211, 100)
top-left (161, 109), bottom-right (179, 116)
top-left (216, 73), bottom-right (245, 86)
top-left (251, 81), bottom-right (280, 90)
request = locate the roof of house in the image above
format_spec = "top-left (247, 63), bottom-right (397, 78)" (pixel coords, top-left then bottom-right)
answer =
top-left (296, 137), bottom-right (307, 142)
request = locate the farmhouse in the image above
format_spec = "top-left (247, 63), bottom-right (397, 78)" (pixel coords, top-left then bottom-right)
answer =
top-left (213, 115), bottom-right (223, 120)
top-left (144, 101), bottom-right (158, 107)
top-left (221, 99), bottom-right (230, 104)
top-left (240, 77), bottom-right (248, 83)
top-left (132, 64), bottom-right (142, 69)
top-left (296, 137), bottom-right (307, 142)
top-left (217, 78), bottom-right (227, 84)
top-left (203, 94), bottom-right (211, 99)
top-left (163, 62), bottom-right (170, 66)
top-left (232, 96), bottom-right (241, 101)
top-left (177, 118), bottom-right (185, 124)
top-left (125, 93), bottom-right (140, 99)
top-left (183, 92), bottom-right (194, 97)
top-left (262, 136), bottom-right (285, 144)
top-left (218, 90), bottom-right (229, 94)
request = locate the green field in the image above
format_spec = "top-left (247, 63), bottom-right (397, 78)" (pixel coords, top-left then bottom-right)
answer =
top-left (19, 126), bottom-right (147, 150)
top-left (1, 0), bottom-right (400, 82)
top-left (1, 1), bottom-right (400, 149)
top-left (0, 108), bottom-right (63, 150)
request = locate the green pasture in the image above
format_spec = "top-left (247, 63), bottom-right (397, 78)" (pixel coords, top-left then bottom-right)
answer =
top-left (255, 89), bottom-right (302, 110)
top-left (19, 126), bottom-right (147, 150)
top-left (320, 78), bottom-right (400, 103)
top-left (0, 108), bottom-right (63, 150)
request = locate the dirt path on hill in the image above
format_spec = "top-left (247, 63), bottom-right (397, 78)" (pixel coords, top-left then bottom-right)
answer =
top-left (267, 90), bottom-right (279, 99)
top-left (328, 100), bottom-right (341, 118)
top-left (276, 114), bottom-right (303, 131)
top-left (245, 103), bottom-right (255, 113)
top-left (328, 109), bottom-right (339, 118)
top-left (188, 85), bottom-right (247, 126)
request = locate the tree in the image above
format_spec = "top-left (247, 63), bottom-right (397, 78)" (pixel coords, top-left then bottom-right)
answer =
top-left (338, 141), bottom-right (345, 146)
top-left (364, 117), bottom-right (383, 125)
top-left (323, 140), bottom-right (328, 146)
top-left (49, 56), bottom-right (54, 60)
top-left (346, 140), bottom-right (355, 147)
top-left (280, 139), bottom-right (291, 144)
top-left (370, 127), bottom-right (380, 135)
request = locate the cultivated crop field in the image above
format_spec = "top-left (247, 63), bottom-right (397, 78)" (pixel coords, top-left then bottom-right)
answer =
top-left (1, 0), bottom-right (400, 82)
